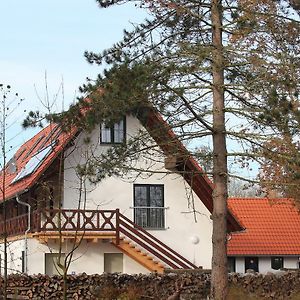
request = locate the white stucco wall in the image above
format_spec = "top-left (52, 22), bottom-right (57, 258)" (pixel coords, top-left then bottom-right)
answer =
top-left (258, 257), bottom-right (272, 273)
top-left (0, 239), bottom-right (25, 274)
top-left (234, 256), bottom-right (300, 273)
top-left (62, 115), bottom-right (213, 270)
top-left (26, 238), bottom-right (148, 275)
top-left (235, 257), bottom-right (244, 273)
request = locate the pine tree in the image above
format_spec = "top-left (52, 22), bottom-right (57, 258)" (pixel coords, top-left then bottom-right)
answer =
top-left (28, 1), bottom-right (300, 299)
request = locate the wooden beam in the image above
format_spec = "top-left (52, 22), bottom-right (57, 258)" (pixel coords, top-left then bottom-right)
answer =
top-left (33, 231), bottom-right (117, 243)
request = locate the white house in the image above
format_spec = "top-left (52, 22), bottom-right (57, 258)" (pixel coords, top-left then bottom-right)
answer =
top-left (228, 197), bottom-right (300, 273)
top-left (0, 107), bottom-right (241, 275)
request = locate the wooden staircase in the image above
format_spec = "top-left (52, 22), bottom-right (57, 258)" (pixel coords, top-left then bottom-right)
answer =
top-left (112, 238), bottom-right (165, 273)
top-left (111, 211), bottom-right (197, 273)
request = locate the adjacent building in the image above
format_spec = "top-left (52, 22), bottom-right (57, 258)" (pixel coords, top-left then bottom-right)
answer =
top-left (228, 197), bottom-right (300, 273)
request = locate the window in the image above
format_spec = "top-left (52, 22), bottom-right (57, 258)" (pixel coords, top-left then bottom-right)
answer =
top-left (271, 257), bottom-right (283, 270)
top-left (245, 257), bottom-right (259, 272)
top-left (17, 200), bottom-right (27, 216)
top-left (134, 184), bottom-right (165, 229)
top-left (11, 144), bottom-right (53, 184)
top-left (100, 118), bottom-right (126, 144)
top-left (45, 253), bottom-right (65, 275)
top-left (104, 253), bottom-right (123, 273)
top-left (10, 253), bottom-right (15, 271)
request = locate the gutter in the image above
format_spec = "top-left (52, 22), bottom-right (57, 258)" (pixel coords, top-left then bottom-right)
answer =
top-left (16, 194), bottom-right (31, 274)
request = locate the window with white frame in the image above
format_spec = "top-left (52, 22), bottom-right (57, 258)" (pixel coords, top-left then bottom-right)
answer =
top-left (133, 184), bottom-right (165, 229)
top-left (100, 117), bottom-right (126, 144)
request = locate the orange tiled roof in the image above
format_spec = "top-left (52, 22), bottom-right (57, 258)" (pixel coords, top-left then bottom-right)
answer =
top-left (228, 198), bottom-right (300, 255)
top-left (0, 124), bottom-right (77, 200)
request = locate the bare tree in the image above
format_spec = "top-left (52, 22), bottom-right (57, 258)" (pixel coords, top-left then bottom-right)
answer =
top-left (0, 84), bottom-right (25, 300)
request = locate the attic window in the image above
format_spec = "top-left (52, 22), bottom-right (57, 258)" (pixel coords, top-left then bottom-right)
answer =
top-left (11, 143), bottom-right (54, 184)
top-left (100, 117), bottom-right (126, 144)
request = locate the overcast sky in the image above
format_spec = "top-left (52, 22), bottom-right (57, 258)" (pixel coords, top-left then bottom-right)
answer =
top-left (0, 0), bottom-right (146, 155)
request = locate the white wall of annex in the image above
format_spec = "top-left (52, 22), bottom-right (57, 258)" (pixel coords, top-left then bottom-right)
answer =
top-left (63, 115), bottom-right (213, 269)
top-left (235, 257), bottom-right (244, 273)
top-left (258, 257), bottom-right (271, 273)
top-left (234, 256), bottom-right (300, 273)
top-left (26, 238), bottom-right (147, 275)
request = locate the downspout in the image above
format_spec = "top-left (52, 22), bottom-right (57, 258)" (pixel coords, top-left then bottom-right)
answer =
top-left (16, 195), bottom-right (31, 274)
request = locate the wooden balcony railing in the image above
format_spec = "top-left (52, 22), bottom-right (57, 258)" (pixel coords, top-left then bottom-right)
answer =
top-left (38, 209), bottom-right (117, 232)
top-left (0, 214), bottom-right (28, 237)
top-left (0, 209), bottom-right (117, 237)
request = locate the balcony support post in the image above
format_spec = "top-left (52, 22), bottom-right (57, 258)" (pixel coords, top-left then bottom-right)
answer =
top-left (116, 209), bottom-right (120, 245)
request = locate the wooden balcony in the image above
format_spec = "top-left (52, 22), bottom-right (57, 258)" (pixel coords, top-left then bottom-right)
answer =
top-left (0, 209), bottom-right (118, 238)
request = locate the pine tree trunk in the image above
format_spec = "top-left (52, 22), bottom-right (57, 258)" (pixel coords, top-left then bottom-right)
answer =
top-left (211, 0), bottom-right (228, 299)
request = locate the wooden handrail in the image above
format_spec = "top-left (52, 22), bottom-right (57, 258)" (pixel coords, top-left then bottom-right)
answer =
top-left (119, 213), bottom-right (197, 269)
top-left (119, 225), bottom-right (178, 269)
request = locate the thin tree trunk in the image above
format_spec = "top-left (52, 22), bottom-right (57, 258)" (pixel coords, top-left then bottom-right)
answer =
top-left (3, 202), bottom-right (7, 300)
top-left (3, 193), bottom-right (7, 300)
top-left (211, 0), bottom-right (228, 299)
top-left (2, 94), bottom-right (8, 300)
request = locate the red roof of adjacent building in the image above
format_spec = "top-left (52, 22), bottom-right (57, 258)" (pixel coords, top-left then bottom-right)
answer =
top-left (228, 198), bottom-right (300, 255)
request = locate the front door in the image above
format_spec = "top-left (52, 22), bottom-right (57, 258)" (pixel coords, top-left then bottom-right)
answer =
top-left (245, 257), bottom-right (259, 272)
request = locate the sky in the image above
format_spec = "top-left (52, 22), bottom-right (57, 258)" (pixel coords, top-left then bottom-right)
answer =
top-left (0, 0), bottom-right (147, 157)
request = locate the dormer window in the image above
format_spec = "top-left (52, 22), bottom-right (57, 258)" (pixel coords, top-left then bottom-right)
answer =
top-left (100, 117), bottom-right (126, 144)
